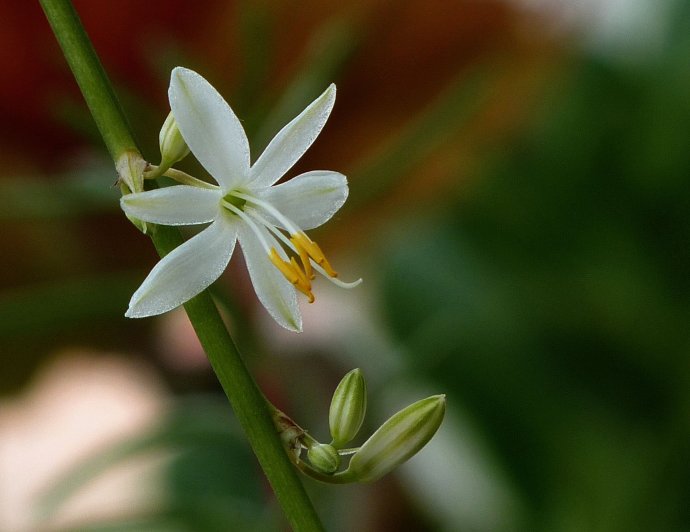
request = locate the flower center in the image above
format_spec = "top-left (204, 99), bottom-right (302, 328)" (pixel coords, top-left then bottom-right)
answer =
top-left (222, 192), bottom-right (247, 212)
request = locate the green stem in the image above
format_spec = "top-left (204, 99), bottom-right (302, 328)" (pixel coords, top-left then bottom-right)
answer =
top-left (39, 1), bottom-right (324, 530)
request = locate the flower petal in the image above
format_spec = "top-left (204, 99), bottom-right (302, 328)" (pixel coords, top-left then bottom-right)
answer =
top-left (169, 67), bottom-right (250, 190)
top-left (238, 225), bottom-right (302, 332)
top-left (249, 84), bottom-right (336, 188)
top-left (126, 216), bottom-right (238, 318)
top-left (120, 185), bottom-right (221, 225)
top-left (254, 170), bottom-right (348, 230)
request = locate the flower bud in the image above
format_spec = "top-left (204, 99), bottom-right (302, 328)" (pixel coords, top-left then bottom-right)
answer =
top-left (347, 394), bottom-right (446, 483)
top-left (307, 443), bottom-right (341, 474)
top-left (159, 111), bottom-right (190, 166)
top-left (116, 150), bottom-right (147, 194)
top-left (329, 368), bottom-right (367, 447)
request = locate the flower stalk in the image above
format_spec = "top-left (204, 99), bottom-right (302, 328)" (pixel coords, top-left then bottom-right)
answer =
top-left (39, 0), bottom-right (324, 529)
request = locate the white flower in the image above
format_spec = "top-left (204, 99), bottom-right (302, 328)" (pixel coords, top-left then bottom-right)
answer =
top-left (121, 67), bottom-right (360, 331)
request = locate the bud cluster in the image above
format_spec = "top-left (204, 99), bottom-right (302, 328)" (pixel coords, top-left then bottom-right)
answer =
top-left (274, 368), bottom-right (446, 484)
top-left (158, 111), bottom-right (190, 169)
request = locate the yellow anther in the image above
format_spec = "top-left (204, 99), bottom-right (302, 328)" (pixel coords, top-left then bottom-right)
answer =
top-left (303, 289), bottom-right (316, 304)
top-left (269, 249), bottom-right (315, 303)
top-left (295, 242), bottom-right (315, 280)
top-left (270, 249), bottom-right (299, 283)
top-left (290, 257), bottom-right (311, 288)
top-left (290, 232), bottom-right (338, 278)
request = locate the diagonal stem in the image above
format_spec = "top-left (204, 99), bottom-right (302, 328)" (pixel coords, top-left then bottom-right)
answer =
top-left (39, 1), bottom-right (324, 530)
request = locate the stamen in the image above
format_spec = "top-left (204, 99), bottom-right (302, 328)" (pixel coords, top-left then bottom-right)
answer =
top-left (241, 200), bottom-right (336, 278)
top-left (290, 257), bottom-right (312, 288)
top-left (270, 249), bottom-right (315, 303)
top-left (295, 241), bottom-right (315, 280)
top-left (247, 208), bottom-right (313, 281)
top-left (247, 208), bottom-right (299, 250)
top-left (222, 200), bottom-right (271, 253)
top-left (291, 232), bottom-right (338, 278)
top-left (233, 192), bottom-right (301, 235)
top-left (240, 205), bottom-right (360, 296)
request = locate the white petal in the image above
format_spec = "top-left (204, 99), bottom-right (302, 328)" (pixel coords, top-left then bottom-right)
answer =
top-left (238, 225), bottom-right (302, 332)
top-left (249, 84), bottom-right (336, 188)
top-left (254, 171), bottom-right (348, 230)
top-left (169, 67), bottom-right (250, 190)
top-left (126, 216), bottom-right (238, 318)
top-left (120, 186), bottom-right (221, 225)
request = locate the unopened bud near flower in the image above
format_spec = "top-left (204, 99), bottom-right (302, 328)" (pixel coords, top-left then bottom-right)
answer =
top-left (159, 111), bottom-right (190, 166)
top-left (307, 443), bottom-right (341, 474)
top-left (347, 394), bottom-right (446, 483)
top-left (329, 368), bottom-right (367, 447)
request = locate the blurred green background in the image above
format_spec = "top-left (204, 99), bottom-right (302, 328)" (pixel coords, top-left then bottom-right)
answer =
top-left (1, 0), bottom-right (689, 530)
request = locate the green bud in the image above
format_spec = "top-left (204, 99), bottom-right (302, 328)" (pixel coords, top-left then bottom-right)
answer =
top-left (329, 368), bottom-right (367, 448)
top-left (159, 111), bottom-right (190, 166)
top-left (347, 394), bottom-right (446, 483)
top-left (307, 443), bottom-right (341, 474)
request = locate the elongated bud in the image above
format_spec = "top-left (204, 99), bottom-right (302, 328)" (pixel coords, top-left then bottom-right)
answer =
top-left (329, 368), bottom-right (367, 447)
top-left (159, 111), bottom-right (190, 166)
top-left (307, 443), bottom-right (341, 474)
top-left (347, 394), bottom-right (446, 483)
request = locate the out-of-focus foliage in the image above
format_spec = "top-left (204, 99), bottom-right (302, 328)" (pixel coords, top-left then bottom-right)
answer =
top-left (379, 6), bottom-right (690, 530)
top-left (40, 399), bottom-right (277, 531)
